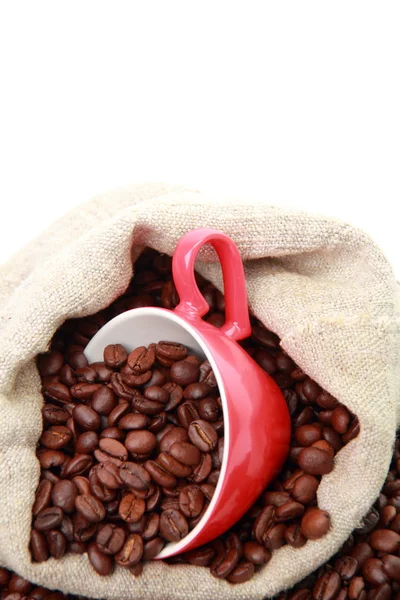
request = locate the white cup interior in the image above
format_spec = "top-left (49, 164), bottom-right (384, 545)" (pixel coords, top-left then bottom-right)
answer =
top-left (84, 307), bottom-right (230, 558)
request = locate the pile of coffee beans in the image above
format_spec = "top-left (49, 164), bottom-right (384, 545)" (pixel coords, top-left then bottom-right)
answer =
top-left (33, 339), bottom-right (223, 576)
top-left (0, 568), bottom-right (87, 600)
top-left (29, 247), bottom-right (360, 585)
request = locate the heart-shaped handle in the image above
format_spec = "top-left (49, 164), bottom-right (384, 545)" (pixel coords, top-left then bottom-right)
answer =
top-left (172, 228), bottom-right (251, 342)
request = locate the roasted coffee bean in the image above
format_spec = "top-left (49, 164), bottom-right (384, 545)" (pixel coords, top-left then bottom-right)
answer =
top-left (72, 512), bottom-right (97, 542)
top-left (255, 349), bottom-right (277, 375)
top-left (179, 485), bottom-right (204, 518)
top-left (119, 462), bottom-right (151, 491)
top-left (188, 420), bottom-right (218, 452)
top-left (142, 536), bottom-right (164, 560)
top-left (127, 345), bottom-right (156, 374)
top-left (312, 571), bottom-right (341, 600)
top-left (91, 362), bottom-right (114, 382)
top-left (183, 546), bottom-right (216, 566)
top-left (74, 366), bottom-right (97, 383)
top-left (356, 508), bottom-right (380, 535)
top-left (38, 350), bottom-right (64, 377)
top-left (370, 529), bottom-right (400, 553)
top-left (198, 396), bottom-right (220, 422)
top-left (297, 447), bottom-right (334, 475)
top-left (159, 427), bottom-right (188, 453)
top-left (156, 341), bottom-right (188, 363)
top-left (75, 431), bottom-right (99, 454)
top-left (43, 381), bottom-right (72, 404)
top-left (98, 438), bottom-right (128, 462)
top-left (211, 547), bottom-right (240, 579)
top-left (169, 441), bottom-right (201, 466)
top-left (96, 524), bottom-right (125, 555)
top-left (7, 575), bottom-right (33, 595)
top-left (119, 493), bottom-right (146, 523)
top-left (42, 404), bottom-right (69, 425)
top-left (170, 360), bottom-right (200, 386)
top-left (312, 439), bottom-right (335, 458)
top-left (243, 541), bottom-right (272, 565)
top-left (285, 523), bottom-right (307, 548)
top-left (30, 530), bottom-right (49, 562)
top-left (62, 454), bottom-right (93, 478)
top-left (334, 555), bottom-right (358, 581)
top-left (125, 430), bottom-right (157, 456)
top-left (34, 507), bottom-right (64, 531)
top-left (381, 554), bottom-right (400, 582)
top-left (162, 382), bottom-right (183, 412)
top-left (332, 405), bottom-right (351, 434)
top-left (33, 480), bottom-right (53, 516)
top-left (59, 516), bottom-right (74, 542)
top-left (343, 418), bottom-right (360, 443)
top-left (75, 494), bottom-right (106, 522)
top-left (70, 383), bottom-right (102, 401)
top-left (362, 558), bottom-right (389, 586)
top-left (143, 369), bottom-right (167, 389)
top-left (350, 542), bottom-right (374, 569)
top-left (276, 501), bottom-right (305, 521)
top-left (132, 393), bottom-right (165, 416)
top-left (292, 474), bottom-right (319, 504)
top-left (46, 530), bottom-right (66, 559)
top-left (160, 509), bottom-right (189, 541)
top-left (227, 560), bottom-right (255, 583)
top-left (144, 385), bottom-right (169, 404)
top-left (253, 506), bottom-right (276, 544)
top-left (72, 405), bottom-right (100, 431)
top-left (263, 490), bottom-right (291, 507)
top-left (322, 427), bottom-right (343, 452)
top-left (115, 533), bottom-right (143, 567)
top-left (87, 541), bottom-right (114, 576)
top-left (295, 424), bottom-right (322, 447)
top-left (52, 480), bottom-right (78, 513)
top-left (107, 401), bottom-right (130, 426)
top-left (157, 452), bottom-right (192, 477)
top-left (96, 462), bottom-right (122, 490)
top-left (110, 373), bottom-right (135, 400)
top-left (190, 452), bottom-right (213, 483)
top-left (143, 513), bottom-right (160, 541)
top-left (90, 386), bottom-right (117, 415)
top-left (104, 344), bottom-right (128, 368)
top-left (38, 449), bottom-right (66, 469)
top-left (301, 508), bottom-right (331, 540)
top-left (183, 382), bottom-right (212, 400)
top-left (177, 401), bottom-right (201, 428)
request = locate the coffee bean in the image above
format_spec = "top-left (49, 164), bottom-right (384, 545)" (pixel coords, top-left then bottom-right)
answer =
top-left (132, 393), bottom-right (165, 416)
top-left (292, 474), bottom-right (319, 504)
top-left (183, 382), bottom-right (212, 400)
top-left (70, 383), bottom-right (102, 401)
top-left (143, 536), bottom-right (164, 561)
top-left (190, 452), bottom-right (213, 483)
top-left (297, 447), bottom-right (334, 475)
top-left (276, 501), bottom-right (305, 521)
top-left (119, 493), bottom-right (146, 523)
top-left (127, 346), bottom-right (156, 374)
top-left (34, 507), bottom-right (64, 531)
top-left (43, 381), bottom-right (72, 404)
top-left (332, 405), bottom-right (351, 434)
top-left (312, 571), bottom-right (341, 600)
top-left (350, 542), bottom-right (374, 569)
top-left (74, 367), bottom-right (97, 383)
top-left (52, 480), bottom-right (78, 513)
top-left (156, 341), bottom-right (188, 363)
top-left (322, 427), bottom-right (343, 452)
top-left (188, 420), bottom-right (218, 452)
top-left (362, 558), bottom-right (389, 586)
top-left (160, 509), bottom-right (189, 541)
top-left (125, 430), bottom-right (157, 456)
top-left (103, 344), bottom-right (128, 368)
top-left (96, 524), bottom-right (125, 555)
top-left (46, 530), bottom-right (66, 559)
top-left (169, 441), bottom-right (201, 466)
top-left (183, 546), bottom-right (216, 566)
top-left (295, 424), bottom-right (322, 447)
top-left (162, 382), bottom-right (184, 412)
top-left (75, 494), bottom-right (106, 522)
top-left (87, 541), bottom-right (114, 576)
top-left (90, 386), bottom-right (117, 415)
top-left (301, 508), bottom-right (331, 540)
top-left (115, 533), bottom-right (143, 567)
top-left (343, 418), bottom-right (360, 443)
top-left (211, 547), bottom-right (240, 579)
top-left (227, 560), bottom-right (255, 583)
top-left (33, 480), bottom-right (53, 516)
top-left (253, 506), bottom-right (276, 544)
top-left (62, 454), bottom-right (93, 478)
top-left (157, 452), bottom-right (192, 478)
top-left (38, 351), bottom-right (64, 377)
top-left (370, 529), bottom-right (400, 553)
top-left (30, 530), bottom-right (49, 562)
top-left (98, 438), bottom-right (128, 462)
top-left (255, 349), bottom-right (277, 375)
top-left (42, 405), bottom-right (69, 425)
top-left (243, 541), bottom-right (271, 565)
top-left (7, 575), bottom-right (33, 595)
top-left (285, 523), bottom-right (307, 548)
top-left (381, 554), bottom-right (400, 582)
top-left (72, 405), bottom-right (100, 431)
top-left (75, 431), bottom-right (99, 454)
top-left (355, 508), bottom-right (380, 535)
top-left (119, 462), bottom-right (151, 491)
top-left (170, 360), bottom-right (200, 386)
top-left (334, 556), bottom-right (358, 580)
top-left (178, 485), bottom-right (204, 518)
top-left (263, 523), bottom-right (286, 549)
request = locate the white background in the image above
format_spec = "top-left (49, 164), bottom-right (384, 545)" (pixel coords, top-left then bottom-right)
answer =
top-left (0, 2), bottom-right (399, 276)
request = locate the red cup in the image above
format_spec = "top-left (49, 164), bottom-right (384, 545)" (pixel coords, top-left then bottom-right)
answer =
top-left (85, 228), bottom-right (291, 558)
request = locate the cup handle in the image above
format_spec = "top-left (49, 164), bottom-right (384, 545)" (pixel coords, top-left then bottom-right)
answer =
top-left (172, 228), bottom-right (251, 342)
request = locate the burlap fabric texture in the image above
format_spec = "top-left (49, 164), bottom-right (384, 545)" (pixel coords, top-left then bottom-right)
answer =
top-left (1, 183), bottom-right (400, 599)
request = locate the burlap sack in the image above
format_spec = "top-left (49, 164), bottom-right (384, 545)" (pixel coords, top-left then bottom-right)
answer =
top-left (1, 183), bottom-right (400, 599)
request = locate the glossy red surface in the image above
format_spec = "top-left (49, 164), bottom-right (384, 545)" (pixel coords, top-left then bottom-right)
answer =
top-left (160, 228), bottom-right (291, 555)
